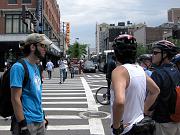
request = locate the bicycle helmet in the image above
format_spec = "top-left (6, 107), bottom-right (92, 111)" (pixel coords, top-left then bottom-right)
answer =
top-left (112, 34), bottom-right (137, 64)
top-left (153, 40), bottom-right (178, 57)
top-left (138, 54), bottom-right (152, 62)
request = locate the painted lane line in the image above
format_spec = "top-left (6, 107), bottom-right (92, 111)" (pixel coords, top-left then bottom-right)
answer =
top-left (42, 97), bottom-right (87, 99)
top-left (46, 115), bottom-right (83, 119)
top-left (81, 77), bottom-right (105, 135)
top-left (42, 101), bottom-right (87, 104)
top-left (89, 84), bottom-right (106, 87)
top-left (43, 108), bottom-right (88, 111)
top-left (0, 115), bottom-right (85, 120)
top-left (42, 93), bottom-right (85, 95)
top-left (94, 75), bottom-right (100, 77)
top-left (86, 75), bottom-right (92, 78)
top-left (43, 90), bottom-right (85, 92)
top-left (0, 125), bottom-right (90, 131)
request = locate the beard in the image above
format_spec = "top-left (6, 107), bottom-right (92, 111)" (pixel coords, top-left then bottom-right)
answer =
top-left (34, 46), bottom-right (44, 60)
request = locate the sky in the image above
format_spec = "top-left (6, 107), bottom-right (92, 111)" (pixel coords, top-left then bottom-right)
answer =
top-left (57, 0), bottom-right (180, 48)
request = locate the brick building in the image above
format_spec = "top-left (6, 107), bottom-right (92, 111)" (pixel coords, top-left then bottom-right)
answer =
top-left (0, 0), bottom-right (61, 70)
top-left (168, 8), bottom-right (180, 24)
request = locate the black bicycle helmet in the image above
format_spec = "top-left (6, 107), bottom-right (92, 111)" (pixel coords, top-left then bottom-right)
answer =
top-left (112, 34), bottom-right (137, 64)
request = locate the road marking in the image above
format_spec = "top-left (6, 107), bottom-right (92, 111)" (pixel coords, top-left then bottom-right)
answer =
top-left (43, 108), bottom-right (88, 111)
top-left (46, 115), bottom-right (82, 119)
top-left (43, 101), bottom-right (87, 104)
top-left (0, 125), bottom-right (90, 131)
top-left (89, 88), bottom-right (99, 91)
top-left (42, 97), bottom-right (87, 99)
top-left (0, 115), bottom-right (84, 120)
top-left (42, 93), bottom-right (85, 95)
top-left (43, 90), bottom-right (85, 92)
top-left (87, 78), bottom-right (105, 80)
top-left (86, 75), bottom-right (92, 78)
top-left (47, 125), bottom-right (89, 130)
top-left (94, 75), bottom-right (100, 77)
top-left (81, 77), bottom-right (105, 135)
top-left (89, 84), bottom-right (106, 87)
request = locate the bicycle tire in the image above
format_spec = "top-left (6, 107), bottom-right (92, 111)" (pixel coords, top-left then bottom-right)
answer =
top-left (95, 86), bottom-right (110, 105)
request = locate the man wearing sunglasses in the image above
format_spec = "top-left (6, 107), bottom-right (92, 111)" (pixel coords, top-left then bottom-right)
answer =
top-left (150, 40), bottom-right (180, 135)
top-left (10, 33), bottom-right (51, 135)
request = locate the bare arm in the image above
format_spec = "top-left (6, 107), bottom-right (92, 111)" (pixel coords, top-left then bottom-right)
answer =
top-left (111, 66), bottom-right (129, 129)
top-left (144, 74), bottom-right (160, 114)
top-left (11, 88), bottom-right (25, 122)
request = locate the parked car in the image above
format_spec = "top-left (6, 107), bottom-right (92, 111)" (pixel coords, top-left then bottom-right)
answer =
top-left (83, 60), bottom-right (96, 73)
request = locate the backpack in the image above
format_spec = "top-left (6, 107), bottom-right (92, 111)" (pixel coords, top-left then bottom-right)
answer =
top-left (0, 59), bottom-right (29, 118)
top-left (164, 68), bottom-right (180, 122)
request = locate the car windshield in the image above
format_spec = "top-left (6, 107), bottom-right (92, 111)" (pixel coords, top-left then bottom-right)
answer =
top-left (84, 61), bottom-right (94, 66)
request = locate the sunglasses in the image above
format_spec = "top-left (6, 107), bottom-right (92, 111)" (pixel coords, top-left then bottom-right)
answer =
top-left (37, 43), bottom-right (46, 48)
top-left (152, 51), bottom-right (161, 55)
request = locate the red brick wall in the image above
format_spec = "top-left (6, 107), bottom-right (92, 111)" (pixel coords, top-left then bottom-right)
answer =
top-left (0, 0), bottom-right (36, 9)
top-left (0, 0), bottom-right (60, 35)
top-left (44, 0), bottom-right (60, 34)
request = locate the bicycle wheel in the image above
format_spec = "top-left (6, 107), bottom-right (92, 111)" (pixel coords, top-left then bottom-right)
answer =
top-left (95, 87), bottom-right (110, 105)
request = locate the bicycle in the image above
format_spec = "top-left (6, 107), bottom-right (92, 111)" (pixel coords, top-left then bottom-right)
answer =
top-left (95, 86), bottom-right (110, 105)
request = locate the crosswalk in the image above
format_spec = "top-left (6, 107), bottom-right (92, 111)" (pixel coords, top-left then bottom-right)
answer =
top-left (86, 74), bottom-right (105, 78)
top-left (0, 75), bottom-right (109, 135)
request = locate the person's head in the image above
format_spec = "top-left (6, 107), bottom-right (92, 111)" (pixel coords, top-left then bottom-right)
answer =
top-left (20, 33), bottom-right (52, 59)
top-left (172, 54), bottom-right (180, 71)
top-left (137, 54), bottom-right (152, 69)
top-left (152, 40), bottom-right (178, 66)
top-left (112, 34), bottom-right (137, 64)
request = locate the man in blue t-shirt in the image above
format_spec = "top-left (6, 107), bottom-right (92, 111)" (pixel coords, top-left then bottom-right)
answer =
top-left (10, 33), bottom-right (51, 135)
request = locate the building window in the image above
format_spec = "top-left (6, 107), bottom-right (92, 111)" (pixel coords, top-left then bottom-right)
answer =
top-left (5, 14), bottom-right (27, 34)
top-left (22, 0), bottom-right (31, 4)
top-left (8, 0), bottom-right (17, 4)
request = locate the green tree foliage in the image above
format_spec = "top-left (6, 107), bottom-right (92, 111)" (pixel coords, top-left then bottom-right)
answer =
top-left (136, 44), bottom-right (148, 57)
top-left (67, 42), bottom-right (87, 59)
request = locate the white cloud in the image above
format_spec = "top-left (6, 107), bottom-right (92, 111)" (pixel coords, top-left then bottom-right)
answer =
top-left (57, 0), bottom-right (180, 47)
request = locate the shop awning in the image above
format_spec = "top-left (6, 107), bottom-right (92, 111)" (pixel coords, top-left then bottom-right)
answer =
top-left (0, 34), bottom-right (61, 53)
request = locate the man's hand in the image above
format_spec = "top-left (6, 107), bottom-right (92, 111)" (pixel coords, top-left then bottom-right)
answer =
top-left (111, 122), bottom-right (124, 135)
top-left (18, 119), bottom-right (30, 135)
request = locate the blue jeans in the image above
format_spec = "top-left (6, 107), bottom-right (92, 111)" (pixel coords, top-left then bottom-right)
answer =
top-left (60, 68), bottom-right (66, 82)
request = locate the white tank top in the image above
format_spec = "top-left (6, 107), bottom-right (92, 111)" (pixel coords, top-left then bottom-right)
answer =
top-left (111, 64), bottom-right (146, 134)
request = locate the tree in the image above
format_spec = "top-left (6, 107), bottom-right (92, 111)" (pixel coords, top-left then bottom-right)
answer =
top-left (136, 44), bottom-right (148, 57)
top-left (67, 42), bottom-right (87, 59)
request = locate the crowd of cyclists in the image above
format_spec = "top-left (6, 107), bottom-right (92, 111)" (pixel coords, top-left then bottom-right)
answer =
top-left (107, 34), bottom-right (180, 135)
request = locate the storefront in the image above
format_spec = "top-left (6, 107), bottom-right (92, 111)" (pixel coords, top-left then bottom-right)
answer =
top-left (0, 34), bottom-right (61, 71)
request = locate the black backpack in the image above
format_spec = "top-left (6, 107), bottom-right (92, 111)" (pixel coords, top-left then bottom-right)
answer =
top-left (0, 59), bottom-right (29, 118)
